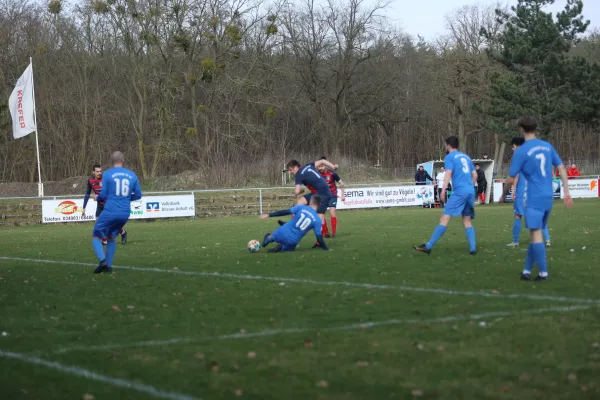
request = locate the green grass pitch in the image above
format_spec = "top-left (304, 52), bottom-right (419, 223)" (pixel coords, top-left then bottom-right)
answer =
top-left (1, 201), bottom-right (599, 399)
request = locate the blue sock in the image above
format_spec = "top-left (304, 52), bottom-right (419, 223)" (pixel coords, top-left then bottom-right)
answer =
top-left (265, 234), bottom-right (273, 245)
top-left (524, 244), bottom-right (534, 274)
top-left (92, 237), bottom-right (105, 262)
top-left (465, 227), bottom-right (476, 252)
top-left (512, 219), bottom-right (522, 243)
top-left (532, 242), bottom-right (548, 276)
top-left (426, 225), bottom-right (447, 249)
top-left (542, 226), bottom-right (550, 242)
top-left (105, 240), bottom-right (117, 267)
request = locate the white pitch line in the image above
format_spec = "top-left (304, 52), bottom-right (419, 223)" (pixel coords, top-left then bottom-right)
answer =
top-left (53, 305), bottom-right (594, 354)
top-left (2, 256), bottom-right (599, 305)
top-left (0, 350), bottom-right (199, 400)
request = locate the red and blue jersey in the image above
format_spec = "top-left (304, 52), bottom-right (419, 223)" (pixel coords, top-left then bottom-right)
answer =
top-left (83, 175), bottom-right (104, 208)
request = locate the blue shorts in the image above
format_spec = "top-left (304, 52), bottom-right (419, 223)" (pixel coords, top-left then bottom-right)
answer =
top-left (443, 192), bottom-right (475, 218)
top-left (272, 227), bottom-right (298, 251)
top-left (513, 198), bottom-right (524, 216)
top-left (303, 193), bottom-right (331, 214)
top-left (524, 207), bottom-right (550, 230)
top-left (93, 213), bottom-right (129, 240)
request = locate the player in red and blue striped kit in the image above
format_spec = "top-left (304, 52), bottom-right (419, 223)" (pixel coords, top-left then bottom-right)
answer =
top-left (82, 164), bottom-right (128, 245)
top-left (315, 157), bottom-right (344, 237)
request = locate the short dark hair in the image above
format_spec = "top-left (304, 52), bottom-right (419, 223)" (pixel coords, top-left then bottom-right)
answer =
top-left (286, 160), bottom-right (301, 169)
top-left (511, 137), bottom-right (525, 147)
top-left (310, 194), bottom-right (322, 208)
top-left (92, 164), bottom-right (102, 170)
top-left (445, 136), bottom-right (459, 150)
top-left (475, 163), bottom-right (480, 167)
top-left (518, 116), bottom-right (537, 133)
top-left (320, 156), bottom-right (327, 160)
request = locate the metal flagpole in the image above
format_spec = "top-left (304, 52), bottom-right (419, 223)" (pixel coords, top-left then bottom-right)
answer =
top-left (30, 57), bottom-right (43, 197)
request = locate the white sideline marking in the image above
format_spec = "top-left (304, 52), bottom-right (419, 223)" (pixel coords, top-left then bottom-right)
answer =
top-left (2, 256), bottom-right (599, 305)
top-left (53, 305), bottom-right (593, 354)
top-left (0, 350), bottom-right (199, 400)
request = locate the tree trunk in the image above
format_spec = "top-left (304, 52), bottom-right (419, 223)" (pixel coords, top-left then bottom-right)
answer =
top-left (137, 139), bottom-right (148, 179)
top-left (457, 90), bottom-right (466, 152)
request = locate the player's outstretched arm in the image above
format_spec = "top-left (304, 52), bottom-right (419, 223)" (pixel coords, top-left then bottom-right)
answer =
top-left (315, 159), bottom-right (338, 170)
top-left (259, 208), bottom-right (293, 220)
top-left (440, 170), bottom-right (452, 203)
top-left (130, 178), bottom-right (142, 201)
top-left (82, 180), bottom-right (92, 215)
top-left (314, 234), bottom-right (328, 250)
top-left (97, 176), bottom-right (109, 203)
top-left (556, 164), bottom-right (573, 207)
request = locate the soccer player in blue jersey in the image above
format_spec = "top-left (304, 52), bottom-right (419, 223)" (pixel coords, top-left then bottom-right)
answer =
top-left (506, 137), bottom-right (551, 248)
top-left (259, 195), bottom-right (328, 252)
top-left (413, 136), bottom-right (477, 255)
top-left (285, 158), bottom-right (338, 239)
top-left (500, 116), bottom-right (572, 281)
top-left (91, 151), bottom-right (142, 274)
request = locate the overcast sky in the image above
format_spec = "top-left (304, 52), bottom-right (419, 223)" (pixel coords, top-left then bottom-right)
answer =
top-left (385, 0), bottom-right (600, 41)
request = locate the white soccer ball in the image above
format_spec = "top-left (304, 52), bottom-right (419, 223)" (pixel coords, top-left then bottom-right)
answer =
top-left (247, 240), bottom-right (261, 253)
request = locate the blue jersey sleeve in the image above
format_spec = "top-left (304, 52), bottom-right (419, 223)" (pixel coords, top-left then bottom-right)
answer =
top-left (551, 146), bottom-right (563, 167)
top-left (332, 171), bottom-right (341, 181)
top-left (313, 221), bottom-right (322, 236)
top-left (130, 177), bottom-right (142, 201)
top-left (295, 172), bottom-right (302, 185)
top-left (83, 180), bottom-right (92, 208)
top-left (509, 148), bottom-right (526, 178)
top-left (97, 175), bottom-right (110, 203)
top-left (290, 205), bottom-right (302, 214)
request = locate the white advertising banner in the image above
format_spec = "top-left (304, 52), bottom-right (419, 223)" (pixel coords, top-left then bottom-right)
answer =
top-left (42, 194), bottom-right (195, 223)
top-left (561, 178), bottom-right (599, 199)
top-left (336, 185), bottom-right (435, 210)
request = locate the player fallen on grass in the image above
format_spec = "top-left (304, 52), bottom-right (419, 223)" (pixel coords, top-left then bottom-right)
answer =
top-left (315, 156), bottom-right (345, 238)
top-left (413, 136), bottom-right (477, 255)
top-left (506, 137), bottom-right (551, 248)
top-left (500, 116), bottom-right (572, 281)
top-left (260, 195), bottom-right (328, 252)
top-left (82, 163), bottom-right (128, 245)
top-left (91, 151), bottom-right (142, 274)
top-left (284, 158), bottom-right (338, 246)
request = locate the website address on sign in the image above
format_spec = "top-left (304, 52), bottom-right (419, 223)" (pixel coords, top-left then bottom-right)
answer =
top-left (375, 198), bottom-right (413, 205)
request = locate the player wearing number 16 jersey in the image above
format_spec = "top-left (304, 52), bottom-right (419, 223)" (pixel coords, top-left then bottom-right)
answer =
top-left (259, 195), bottom-right (328, 252)
top-left (414, 136), bottom-right (477, 255)
top-left (91, 151), bottom-right (142, 274)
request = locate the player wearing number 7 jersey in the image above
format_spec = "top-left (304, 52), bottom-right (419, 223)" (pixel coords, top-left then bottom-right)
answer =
top-left (414, 136), bottom-right (477, 255)
top-left (259, 195), bottom-right (328, 252)
top-left (91, 151), bottom-right (142, 274)
top-left (501, 116), bottom-right (572, 281)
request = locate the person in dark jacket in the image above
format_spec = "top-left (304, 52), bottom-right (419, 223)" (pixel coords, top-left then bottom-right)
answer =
top-left (415, 165), bottom-right (433, 185)
top-left (475, 163), bottom-right (487, 204)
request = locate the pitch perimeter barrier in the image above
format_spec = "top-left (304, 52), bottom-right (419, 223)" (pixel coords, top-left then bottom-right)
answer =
top-left (492, 177), bottom-right (600, 203)
top-left (1, 178), bottom-right (598, 226)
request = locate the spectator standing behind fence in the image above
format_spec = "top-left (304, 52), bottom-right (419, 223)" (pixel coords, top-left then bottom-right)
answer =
top-left (475, 164), bottom-right (487, 205)
top-left (567, 163), bottom-right (581, 179)
top-left (436, 167), bottom-right (446, 206)
top-left (415, 165), bottom-right (433, 185)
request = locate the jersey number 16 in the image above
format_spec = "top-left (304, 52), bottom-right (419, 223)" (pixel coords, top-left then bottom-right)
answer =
top-left (115, 178), bottom-right (130, 197)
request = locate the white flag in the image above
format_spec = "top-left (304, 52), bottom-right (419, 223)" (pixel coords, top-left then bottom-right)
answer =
top-left (9, 63), bottom-right (37, 139)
